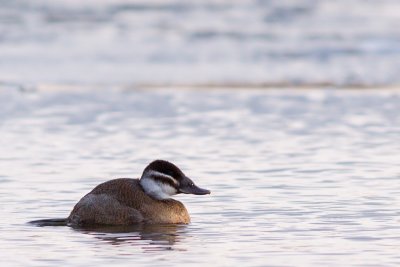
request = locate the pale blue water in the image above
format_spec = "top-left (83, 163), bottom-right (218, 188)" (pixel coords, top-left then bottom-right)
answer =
top-left (1, 0), bottom-right (400, 86)
top-left (0, 87), bottom-right (399, 266)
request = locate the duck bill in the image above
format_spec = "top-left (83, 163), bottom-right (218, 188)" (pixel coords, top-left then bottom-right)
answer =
top-left (179, 182), bottom-right (211, 195)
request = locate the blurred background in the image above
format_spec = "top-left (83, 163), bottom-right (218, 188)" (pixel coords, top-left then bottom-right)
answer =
top-left (1, 0), bottom-right (400, 88)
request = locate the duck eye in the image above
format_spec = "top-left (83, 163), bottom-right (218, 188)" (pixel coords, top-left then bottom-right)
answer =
top-left (190, 182), bottom-right (194, 187)
top-left (165, 171), bottom-right (174, 177)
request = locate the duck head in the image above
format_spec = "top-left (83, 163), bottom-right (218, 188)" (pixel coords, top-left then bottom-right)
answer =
top-left (139, 160), bottom-right (211, 200)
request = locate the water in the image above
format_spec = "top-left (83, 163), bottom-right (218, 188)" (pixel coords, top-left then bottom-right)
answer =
top-left (1, 0), bottom-right (400, 86)
top-left (0, 87), bottom-right (399, 266)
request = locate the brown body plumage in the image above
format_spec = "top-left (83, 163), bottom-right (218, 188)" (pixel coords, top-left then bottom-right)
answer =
top-left (68, 178), bottom-right (190, 225)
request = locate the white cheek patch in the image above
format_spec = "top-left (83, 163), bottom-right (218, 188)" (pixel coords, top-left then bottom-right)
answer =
top-left (140, 177), bottom-right (177, 200)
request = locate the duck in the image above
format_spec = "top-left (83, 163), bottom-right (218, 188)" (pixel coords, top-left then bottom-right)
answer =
top-left (30, 160), bottom-right (210, 226)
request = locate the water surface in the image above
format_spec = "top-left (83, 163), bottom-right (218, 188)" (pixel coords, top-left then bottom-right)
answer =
top-left (0, 88), bottom-right (399, 266)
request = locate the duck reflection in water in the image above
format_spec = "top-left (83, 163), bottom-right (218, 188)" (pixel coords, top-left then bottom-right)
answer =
top-left (73, 224), bottom-right (188, 251)
top-left (29, 160), bottom-right (208, 251)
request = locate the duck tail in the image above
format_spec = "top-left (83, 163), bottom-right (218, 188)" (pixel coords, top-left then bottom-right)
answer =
top-left (29, 218), bottom-right (68, 226)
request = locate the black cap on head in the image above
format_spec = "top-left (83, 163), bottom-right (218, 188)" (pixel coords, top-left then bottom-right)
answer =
top-left (142, 159), bottom-right (184, 181)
